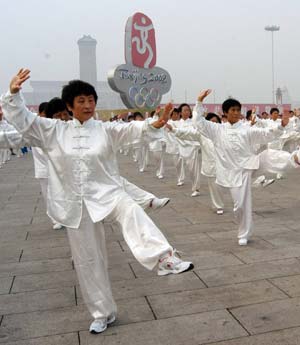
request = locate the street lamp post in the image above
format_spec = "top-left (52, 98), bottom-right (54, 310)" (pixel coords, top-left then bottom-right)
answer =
top-left (264, 25), bottom-right (280, 104)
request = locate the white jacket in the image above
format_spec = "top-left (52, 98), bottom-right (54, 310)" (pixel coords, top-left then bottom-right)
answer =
top-left (192, 101), bottom-right (284, 188)
top-left (1, 91), bottom-right (162, 228)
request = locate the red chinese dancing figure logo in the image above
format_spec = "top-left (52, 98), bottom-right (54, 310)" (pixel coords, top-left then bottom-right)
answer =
top-left (125, 13), bottom-right (156, 69)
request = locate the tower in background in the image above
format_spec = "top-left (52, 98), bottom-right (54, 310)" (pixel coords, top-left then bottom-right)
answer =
top-left (77, 35), bottom-right (97, 88)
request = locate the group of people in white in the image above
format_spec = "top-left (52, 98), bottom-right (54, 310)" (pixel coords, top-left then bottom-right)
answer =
top-left (1, 69), bottom-right (300, 334)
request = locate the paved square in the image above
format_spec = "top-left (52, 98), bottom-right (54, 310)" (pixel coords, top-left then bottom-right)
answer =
top-left (1, 152), bottom-right (300, 344)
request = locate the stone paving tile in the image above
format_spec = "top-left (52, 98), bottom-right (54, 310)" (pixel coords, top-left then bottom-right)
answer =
top-left (0, 229), bottom-right (27, 243)
top-left (230, 297), bottom-right (300, 335)
top-left (195, 258), bottom-right (300, 287)
top-left (232, 244), bottom-right (300, 264)
top-left (12, 270), bottom-right (77, 293)
top-left (26, 230), bottom-right (67, 240)
top-left (0, 277), bottom-right (13, 295)
top-left (262, 232), bottom-right (300, 247)
top-left (0, 258), bottom-right (72, 278)
top-left (159, 222), bottom-right (237, 235)
top-left (110, 271), bottom-right (205, 299)
top-left (0, 237), bottom-right (69, 251)
top-left (21, 246), bottom-right (71, 262)
top-left (0, 333), bottom-right (79, 345)
top-left (0, 287), bottom-right (75, 315)
top-left (0, 298), bottom-right (153, 343)
top-left (79, 310), bottom-right (247, 345)
top-left (0, 306), bottom-right (90, 342)
top-left (207, 327), bottom-right (300, 345)
top-left (0, 248), bottom-right (22, 265)
top-left (270, 274), bottom-right (300, 297)
top-left (148, 280), bottom-right (287, 319)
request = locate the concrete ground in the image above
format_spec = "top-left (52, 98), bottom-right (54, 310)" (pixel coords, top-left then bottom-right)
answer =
top-left (1, 152), bottom-right (300, 344)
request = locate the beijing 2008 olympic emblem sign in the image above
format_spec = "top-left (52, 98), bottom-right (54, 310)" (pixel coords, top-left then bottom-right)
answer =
top-left (108, 12), bottom-right (172, 109)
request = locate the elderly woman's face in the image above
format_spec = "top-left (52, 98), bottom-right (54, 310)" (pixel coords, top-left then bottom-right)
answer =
top-left (68, 95), bottom-right (96, 123)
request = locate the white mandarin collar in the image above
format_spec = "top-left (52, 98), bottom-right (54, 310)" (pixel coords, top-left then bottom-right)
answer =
top-left (225, 120), bottom-right (243, 129)
top-left (72, 117), bottom-right (95, 128)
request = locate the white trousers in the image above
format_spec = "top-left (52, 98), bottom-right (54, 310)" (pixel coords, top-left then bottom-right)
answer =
top-left (135, 144), bottom-right (149, 171)
top-left (121, 177), bottom-right (155, 210)
top-left (152, 144), bottom-right (166, 178)
top-left (185, 149), bottom-right (201, 192)
top-left (207, 176), bottom-right (224, 210)
top-left (68, 198), bottom-right (172, 320)
top-left (173, 154), bottom-right (185, 184)
top-left (229, 149), bottom-right (298, 240)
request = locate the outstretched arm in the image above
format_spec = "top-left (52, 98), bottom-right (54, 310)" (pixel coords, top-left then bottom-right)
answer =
top-left (192, 89), bottom-right (220, 141)
top-left (105, 103), bottom-right (172, 151)
top-left (167, 124), bottom-right (201, 142)
top-left (1, 69), bottom-right (56, 148)
top-left (249, 112), bottom-right (289, 145)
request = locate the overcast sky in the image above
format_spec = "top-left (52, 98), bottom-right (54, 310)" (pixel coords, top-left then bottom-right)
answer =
top-left (1, 0), bottom-right (299, 104)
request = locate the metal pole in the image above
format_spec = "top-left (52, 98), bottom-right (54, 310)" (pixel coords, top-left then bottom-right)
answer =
top-left (271, 31), bottom-right (275, 104)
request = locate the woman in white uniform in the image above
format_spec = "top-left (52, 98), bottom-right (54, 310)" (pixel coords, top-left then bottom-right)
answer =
top-left (1, 69), bottom-right (193, 335)
top-left (193, 89), bottom-right (300, 246)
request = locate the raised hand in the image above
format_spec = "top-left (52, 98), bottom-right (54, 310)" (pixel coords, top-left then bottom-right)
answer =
top-left (155, 105), bottom-right (161, 115)
top-left (197, 89), bottom-right (212, 102)
top-left (160, 103), bottom-right (173, 123)
top-left (10, 69), bottom-right (30, 94)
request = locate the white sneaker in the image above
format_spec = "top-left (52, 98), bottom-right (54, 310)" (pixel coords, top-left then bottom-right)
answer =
top-left (238, 238), bottom-right (248, 246)
top-left (252, 175), bottom-right (265, 188)
top-left (276, 173), bottom-right (283, 180)
top-left (216, 209), bottom-right (224, 215)
top-left (151, 198), bottom-right (170, 211)
top-left (53, 223), bottom-right (64, 230)
top-left (139, 168), bottom-right (144, 173)
top-left (177, 181), bottom-right (184, 186)
top-left (157, 174), bottom-right (164, 179)
top-left (191, 191), bottom-right (200, 197)
top-left (262, 178), bottom-right (275, 188)
top-left (157, 250), bottom-right (193, 276)
top-left (89, 318), bottom-right (107, 334)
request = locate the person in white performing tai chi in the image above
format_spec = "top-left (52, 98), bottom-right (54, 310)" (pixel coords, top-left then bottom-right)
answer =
top-left (1, 69), bottom-right (193, 335)
top-left (192, 89), bottom-right (300, 246)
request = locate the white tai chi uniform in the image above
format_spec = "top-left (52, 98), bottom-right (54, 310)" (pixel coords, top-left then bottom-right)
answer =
top-left (172, 127), bottom-right (224, 210)
top-left (164, 120), bottom-right (185, 185)
top-left (1, 91), bottom-right (173, 321)
top-left (0, 120), bottom-right (15, 166)
top-left (171, 118), bottom-right (201, 192)
top-left (193, 101), bottom-right (299, 241)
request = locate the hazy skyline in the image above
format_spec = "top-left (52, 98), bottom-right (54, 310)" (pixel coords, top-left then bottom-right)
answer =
top-left (1, 0), bottom-right (300, 105)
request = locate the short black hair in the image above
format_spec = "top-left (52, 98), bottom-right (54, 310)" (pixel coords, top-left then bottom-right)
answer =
top-left (270, 107), bottom-right (279, 114)
top-left (246, 110), bottom-right (252, 120)
top-left (127, 114), bottom-right (135, 121)
top-left (205, 112), bottom-right (221, 123)
top-left (61, 80), bottom-right (98, 107)
top-left (133, 112), bottom-right (144, 120)
top-left (38, 102), bottom-right (48, 114)
top-left (45, 98), bottom-right (67, 119)
top-left (222, 98), bottom-right (241, 114)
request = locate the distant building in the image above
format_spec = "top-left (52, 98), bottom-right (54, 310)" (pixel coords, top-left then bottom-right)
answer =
top-left (23, 35), bottom-right (124, 110)
top-left (77, 35), bottom-right (97, 88)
